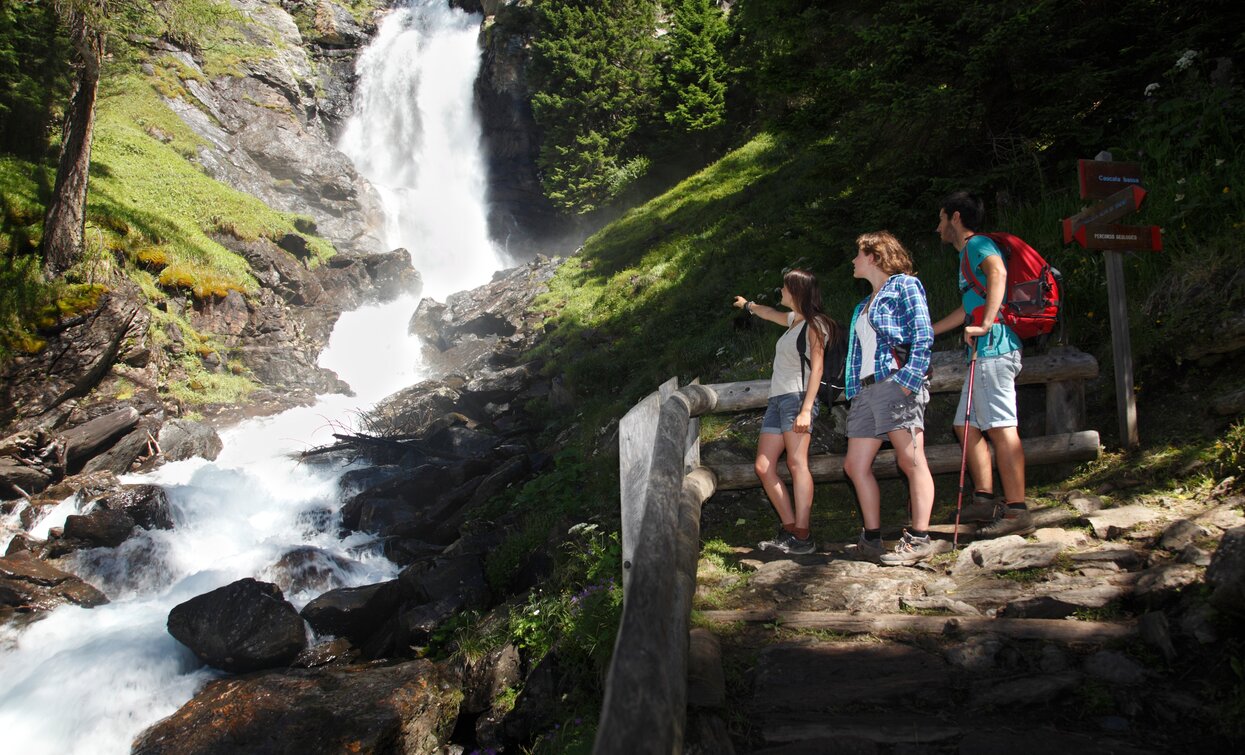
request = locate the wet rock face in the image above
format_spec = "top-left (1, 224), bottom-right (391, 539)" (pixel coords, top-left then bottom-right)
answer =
top-left (131, 659), bottom-right (463, 755)
top-left (167, 578), bottom-right (307, 673)
top-left (473, 1), bottom-right (566, 257)
top-left (156, 2), bottom-right (385, 255)
top-left (0, 283), bottom-right (150, 435)
top-left (0, 551), bottom-right (109, 621)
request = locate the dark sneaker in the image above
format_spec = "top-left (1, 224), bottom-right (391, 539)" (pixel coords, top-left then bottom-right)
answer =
top-left (954, 492), bottom-right (1001, 524)
top-left (849, 531), bottom-right (885, 563)
top-left (880, 530), bottom-right (950, 566)
top-left (975, 506), bottom-right (1035, 537)
top-left (758, 526), bottom-right (789, 552)
top-left (760, 530), bottom-right (815, 555)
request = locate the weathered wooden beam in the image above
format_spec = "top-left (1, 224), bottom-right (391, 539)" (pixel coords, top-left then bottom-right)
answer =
top-left (596, 395), bottom-right (717, 755)
top-left (689, 346), bottom-right (1099, 413)
top-left (695, 609), bottom-right (1136, 643)
top-left (708, 430), bottom-right (1100, 491)
top-left (619, 377), bottom-right (678, 593)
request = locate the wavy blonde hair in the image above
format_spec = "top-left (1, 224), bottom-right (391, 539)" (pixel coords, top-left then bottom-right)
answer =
top-left (857, 231), bottom-right (914, 276)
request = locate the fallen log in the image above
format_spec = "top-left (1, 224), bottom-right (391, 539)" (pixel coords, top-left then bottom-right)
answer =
top-left (695, 609), bottom-right (1135, 643)
top-left (57, 407), bottom-right (140, 470)
top-left (708, 430), bottom-right (1100, 490)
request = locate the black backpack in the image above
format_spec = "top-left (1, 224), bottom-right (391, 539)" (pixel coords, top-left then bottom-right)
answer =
top-left (796, 320), bottom-right (848, 409)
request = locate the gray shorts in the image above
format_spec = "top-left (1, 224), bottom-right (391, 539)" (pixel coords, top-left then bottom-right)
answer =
top-left (954, 349), bottom-right (1022, 430)
top-left (761, 391), bottom-right (818, 434)
top-left (847, 378), bottom-right (928, 438)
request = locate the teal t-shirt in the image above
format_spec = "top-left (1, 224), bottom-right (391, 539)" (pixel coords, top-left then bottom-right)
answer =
top-left (959, 234), bottom-right (1022, 359)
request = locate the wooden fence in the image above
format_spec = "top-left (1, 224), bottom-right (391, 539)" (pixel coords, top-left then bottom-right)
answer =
top-left (592, 346), bottom-right (1101, 754)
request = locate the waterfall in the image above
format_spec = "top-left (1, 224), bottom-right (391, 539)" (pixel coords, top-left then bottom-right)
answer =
top-left (0, 2), bottom-right (507, 752)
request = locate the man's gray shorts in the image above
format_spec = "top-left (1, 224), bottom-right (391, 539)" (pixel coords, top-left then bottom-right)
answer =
top-left (847, 378), bottom-right (928, 439)
top-left (954, 349), bottom-right (1022, 431)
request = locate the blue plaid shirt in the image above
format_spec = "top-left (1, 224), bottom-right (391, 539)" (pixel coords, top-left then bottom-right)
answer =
top-left (845, 274), bottom-right (933, 399)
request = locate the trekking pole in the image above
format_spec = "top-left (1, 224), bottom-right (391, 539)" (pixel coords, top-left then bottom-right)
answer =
top-left (953, 342), bottom-right (979, 549)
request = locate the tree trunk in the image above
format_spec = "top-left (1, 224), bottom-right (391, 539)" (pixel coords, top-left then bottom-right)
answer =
top-left (41, 5), bottom-right (105, 279)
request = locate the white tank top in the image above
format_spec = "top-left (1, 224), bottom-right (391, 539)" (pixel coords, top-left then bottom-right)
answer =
top-left (856, 296), bottom-right (894, 380)
top-left (770, 312), bottom-right (806, 396)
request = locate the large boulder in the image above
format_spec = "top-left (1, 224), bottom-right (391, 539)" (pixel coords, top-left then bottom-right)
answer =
top-left (1206, 525), bottom-right (1245, 617)
top-left (167, 578), bottom-right (307, 673)
top-left (301, 580), bottom-right (400, 644)
top-left (131, 659), bottom-right (463, 755)
top-left (156, 419), bottom-right (223, 463)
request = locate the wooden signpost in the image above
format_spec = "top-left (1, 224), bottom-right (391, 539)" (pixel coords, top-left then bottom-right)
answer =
top-left (1063, 159), bottom-right (1161, 450)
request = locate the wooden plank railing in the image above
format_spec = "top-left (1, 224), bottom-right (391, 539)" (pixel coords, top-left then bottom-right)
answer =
top-left (594, 346), bottom-right (1101, 755)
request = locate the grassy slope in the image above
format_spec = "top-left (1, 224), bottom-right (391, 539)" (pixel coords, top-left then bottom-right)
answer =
top-left (0, 63), bottom-right (336, 399)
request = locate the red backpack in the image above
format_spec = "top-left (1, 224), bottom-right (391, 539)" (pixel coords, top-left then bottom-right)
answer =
top-left (961, 232), bottom-right (1062, 342)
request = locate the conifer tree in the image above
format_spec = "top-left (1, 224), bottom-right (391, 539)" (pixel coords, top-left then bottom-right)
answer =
top-left (662, 0), bottom-right (728, 134)
top-left (529, 0), bottom-right (660, 214)
top-left (41, 0), bottom-right (231, 279)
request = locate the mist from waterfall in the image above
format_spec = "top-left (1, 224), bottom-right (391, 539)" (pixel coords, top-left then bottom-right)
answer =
top-left (0, 2), bottom-right (505, 752)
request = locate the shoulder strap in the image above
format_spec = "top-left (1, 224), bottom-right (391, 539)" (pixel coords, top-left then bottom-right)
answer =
top-left (960, 236), bottom-right (987, 298)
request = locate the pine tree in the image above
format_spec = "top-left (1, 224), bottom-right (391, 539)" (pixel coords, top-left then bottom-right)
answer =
top-left (662, 0), bottom-right (728, 134)
top-left (40, 0), bottom-right (232, 279)
top-left (529, 0), bottom-right (661, 214)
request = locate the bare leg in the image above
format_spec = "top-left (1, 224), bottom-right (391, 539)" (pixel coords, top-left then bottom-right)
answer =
top-left (889, 427), bottom-right (934, 530)
top-left (954, 422), bottom-right (994, 494)
top-left (844, 436), bottom-right (884, 530)
top-left (784, 430), bottom-right (814, 530)
top-left (755, 432), bottom-right (794, 524)
top-left (987, 425), bottom-right (1026, 503)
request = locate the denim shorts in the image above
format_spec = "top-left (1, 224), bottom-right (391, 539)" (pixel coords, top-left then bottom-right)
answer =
top-left (761, 391), bottom-right (818, 434)
top-left (954, 349), bottom-right (1022, 430)
top-left (846, 378), bottom-right (928, 438)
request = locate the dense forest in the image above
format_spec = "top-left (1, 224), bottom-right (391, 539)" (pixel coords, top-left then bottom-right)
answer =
top-left (3, 0), bottom-right (1245, 751)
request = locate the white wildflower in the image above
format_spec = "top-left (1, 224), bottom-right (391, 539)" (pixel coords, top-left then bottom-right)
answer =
top-left (1177, 178), bottom-right (1186, 184)
top-left (1175, 194), bottom-right (1185, 202)
top-left (1216, 159), bottom-right (1226, 167)
top-left (1175, 49), bottom-right (1198, 71)
top-left (1144, 82), bottom-right (1160, 97)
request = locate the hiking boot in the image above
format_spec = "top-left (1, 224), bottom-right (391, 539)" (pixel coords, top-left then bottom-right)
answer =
top-left (759, 528), bottom-right (815, 555)
top-left (880, 530), bottom-right (950, 566)
top-left (849, 531), bottom-right (885, 563)
top-left (952, 492), bottom-right (1001, 524)
top-left (975, 505), bottom-right (1035, 537)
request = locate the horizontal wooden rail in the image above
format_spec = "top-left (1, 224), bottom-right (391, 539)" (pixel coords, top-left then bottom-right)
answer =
top-left (696, 610), bottom-right (1136, 643)
top-left (708, 430), bottom-right (1100, 491)
top-left (687, 345), bottom-right (1098, 413)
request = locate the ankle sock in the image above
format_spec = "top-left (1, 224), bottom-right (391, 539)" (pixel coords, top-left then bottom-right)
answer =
top-left (908, 529), bottom-right (929, 539)
top-left (782, 522), bottom-right (798, 535)
top-left (974, 490), bottom-right (994, 499)
top-left (792, 527), bottom-right (810, 540)
top-left (863, 528), bottom-right (882, 543)
top-left (1006, 502), bottom-right (1027, 511)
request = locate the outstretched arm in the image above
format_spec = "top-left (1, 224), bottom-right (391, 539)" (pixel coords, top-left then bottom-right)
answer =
top-left (733, 296), bottom-right (797, 327)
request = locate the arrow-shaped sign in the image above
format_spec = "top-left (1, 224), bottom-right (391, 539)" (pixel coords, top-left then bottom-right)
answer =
top-left (1072, 223), bottom-right (1163, 251)
top-left (1078, 159), bottom-right (1143, 199)
top-left (1062, 185), bottom-right (1147, 244)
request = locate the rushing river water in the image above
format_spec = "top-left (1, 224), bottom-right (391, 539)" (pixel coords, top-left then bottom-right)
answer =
top-left (0, 2), bottom-right (507, 752)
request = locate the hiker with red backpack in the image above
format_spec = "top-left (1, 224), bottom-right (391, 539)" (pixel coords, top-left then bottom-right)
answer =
top-left (841, 232), bottom-right (944, 566)
top-left (733, 269), bottom-right (843, 555)
top-left (933, 191), bottom-right (1056, 537)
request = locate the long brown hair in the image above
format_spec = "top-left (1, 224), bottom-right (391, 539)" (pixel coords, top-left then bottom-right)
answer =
top-left (783, 268), bottom-right (842, 349)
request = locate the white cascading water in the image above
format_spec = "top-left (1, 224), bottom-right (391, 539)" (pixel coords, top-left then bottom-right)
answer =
top-left (0, 2), bottom-right (508, 752)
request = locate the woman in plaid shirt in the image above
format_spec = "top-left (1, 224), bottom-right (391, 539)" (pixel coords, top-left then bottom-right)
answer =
top-left (842, 232), bottom-right (945, 566)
